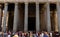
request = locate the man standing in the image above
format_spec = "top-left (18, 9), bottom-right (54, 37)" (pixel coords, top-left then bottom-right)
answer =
top-left (43, 31), bottom-right (49, 37)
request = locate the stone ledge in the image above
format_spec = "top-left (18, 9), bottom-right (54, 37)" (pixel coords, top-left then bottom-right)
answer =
top-left (0, 0), bottom-right (59, 3)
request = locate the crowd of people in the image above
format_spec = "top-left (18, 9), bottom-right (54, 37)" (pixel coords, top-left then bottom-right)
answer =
top-left (0, 30), bottom-right (60, 37)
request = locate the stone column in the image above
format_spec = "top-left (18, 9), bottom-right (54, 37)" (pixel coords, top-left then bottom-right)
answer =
top-left (6, 12), bottom-right (9, 31)
top-left (13, 3), bottom-right (19, 32)
top-left (43, 5), bottom-right (47, 31)
top-left (2, 3), bottom-right (8, 32)
top-left (36, 2), bottom-right (40, 32)
top-left (46, 3), bottom-right (51, 32)
top-left (24, 3), bottom-right (28, 32)
top-left (0, 4), bottom-right (2, 31)
top-left (56, 2), bottom-right (60, 32)
top-left (54, 11), bottom-right (58, 32)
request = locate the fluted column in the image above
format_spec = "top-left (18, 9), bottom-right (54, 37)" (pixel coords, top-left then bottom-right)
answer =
top-left (46, 3), bottom-right (51, 32)
top-left (36, 2), bottom-right (40, 32)
top-left (13, 3), bottom-right (19, 32)
top-left (2, 3), bottom-right (8, 32)
top-left (24, 3), bottom-right (28, 32)
top-left (56, 2), bottom-right (60, 32)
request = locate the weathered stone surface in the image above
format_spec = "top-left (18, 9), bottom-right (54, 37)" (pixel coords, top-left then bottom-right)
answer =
top-left (0, 0), bottom-right (59, 3)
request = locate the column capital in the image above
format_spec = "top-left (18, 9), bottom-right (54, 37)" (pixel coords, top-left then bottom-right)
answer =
top-left (15, 3), bottom-right (18, 5)
top-left (36, 1), bottom-right (39, 5)
top-left (36, 0), bottom-right (39, 4)
top-left (46, 2), bottom-right (50, 5)
top-left (25, 2), bottom-right (28, 5)
top-left (4, 3), bottom-right (8, 6)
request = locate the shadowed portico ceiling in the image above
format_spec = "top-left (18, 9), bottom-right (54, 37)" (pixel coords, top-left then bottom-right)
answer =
top-left (0, 0), bottom-right (58, 3)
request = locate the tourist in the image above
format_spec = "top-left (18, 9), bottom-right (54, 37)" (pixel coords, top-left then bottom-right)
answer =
top-left (30, 31), bottom-right (33, 37)
top-left (0, 32), bottom-right (2, 37)
top-left (8, 34), bottom-right (11, 37)
top-left (40, 32), bottom-right (44, 37)
top-left (49, 32), bottom-right (52, 37)
top-left (33, 33), bottom-right (36, 37)
top-left (54, 31), bottom-right (60, 37)
top-left (24, 32), bottom-right (27, 37)
top-left (33, 32), bottom-right (37, 37)
top-left (59, 34), bottom-right (60, 37)
top-left (22, 32), bottom-right (25, 37)
top-left (13, 33), bottom-right (18, 37)
top-left (43, 31), bottom-right (49, 37)
top-left (35, 32), bottom-right (39, 37)
top-left (7, 31), bottom-right (11, 37)
top-left (3, 31), bottom-right (8, 37)
top-left (18, 31), bottom-right (22, 37)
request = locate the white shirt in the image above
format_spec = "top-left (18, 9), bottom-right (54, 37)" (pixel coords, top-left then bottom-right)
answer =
top-left (40, 33), bottom-right (44, 37)
top-left (8, 35), bottom-right (11, 37)
top-left (50, 32), bottom-right (52, 37)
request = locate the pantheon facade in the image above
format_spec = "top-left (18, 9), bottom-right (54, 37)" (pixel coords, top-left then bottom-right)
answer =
top-left (0, 0), bottom-right (60, 32)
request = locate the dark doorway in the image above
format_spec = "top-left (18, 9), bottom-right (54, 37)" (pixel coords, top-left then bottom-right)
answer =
top-left (8, 3), bottom-right (14, 31)
top-left (50, 4), bottom-right (56, 31)
top-left (28, 17), bottom-right (36, 31)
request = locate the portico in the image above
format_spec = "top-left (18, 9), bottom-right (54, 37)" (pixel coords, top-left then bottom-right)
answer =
top-left (0, 0), bottom-right (60, 32)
